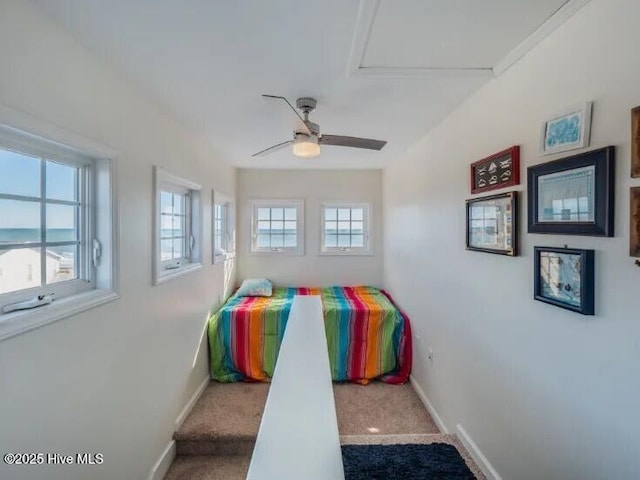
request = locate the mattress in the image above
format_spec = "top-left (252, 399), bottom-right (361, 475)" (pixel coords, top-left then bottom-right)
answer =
top-left (208, 286), bottom-right (412, 384)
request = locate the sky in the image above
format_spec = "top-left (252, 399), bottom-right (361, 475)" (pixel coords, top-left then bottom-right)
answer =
top-left (0, 149), bottom-right (77, 229)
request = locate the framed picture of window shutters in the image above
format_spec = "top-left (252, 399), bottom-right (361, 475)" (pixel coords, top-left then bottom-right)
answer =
top-left (527, 146), bottom-right (615, 236)
top-left (470, 146), bottom-right (520, 194)
top-left (466, 191), bottom-right (518, 256)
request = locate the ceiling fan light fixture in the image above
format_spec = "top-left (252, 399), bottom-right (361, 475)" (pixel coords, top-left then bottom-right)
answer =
top-left (292, 134), bottom-right (320, 158)
top-left (251, 95), bottom-right (387, 158)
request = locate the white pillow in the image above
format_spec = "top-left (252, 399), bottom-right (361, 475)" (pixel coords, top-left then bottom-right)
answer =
top-left (236, 278), bottom-right (273, 297)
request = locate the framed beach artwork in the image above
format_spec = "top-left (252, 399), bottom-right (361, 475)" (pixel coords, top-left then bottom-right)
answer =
top-left (540, 102), bottom-right (592, 155)
top-left (534, 246), bottom-right (594, 315)
top-left (465, 191), bottom-right (518, 256)
top-left (469, 146), bottom-right (520, 194)
top-left (527, 146), bottom-right (615, 236)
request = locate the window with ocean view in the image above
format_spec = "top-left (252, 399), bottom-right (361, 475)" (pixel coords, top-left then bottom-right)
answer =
top-left (0, 122), bottom-right (116, 341)
top-left (251, 199), bottom-right (304, 255)
top-left (320, 203), bottom-right (371, 255)
top-left (0, 148), bottom-right (87, 297)
top-left (160, 190), bottom-right (189, 264)
top-left (153, 167), bottom-right (202, 285)
top-left (213, 190), bottom-right (235, 264)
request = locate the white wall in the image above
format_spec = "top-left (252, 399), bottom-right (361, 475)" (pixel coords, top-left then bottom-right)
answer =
top-left (0, 1), bottom-right (235, 479)
top-left (383, 1), bottom-right (640, 479)
top-left (237, 169), bottom-right (383, 287)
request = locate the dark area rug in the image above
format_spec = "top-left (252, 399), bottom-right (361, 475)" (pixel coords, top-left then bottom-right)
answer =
top-left (342, 443), bottom-right (476, 480)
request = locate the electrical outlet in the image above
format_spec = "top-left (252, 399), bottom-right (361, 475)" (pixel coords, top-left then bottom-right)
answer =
top-left (427, 348), bottom-right (434, 364)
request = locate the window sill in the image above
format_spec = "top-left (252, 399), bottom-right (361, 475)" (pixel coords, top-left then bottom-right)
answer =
top-left (214, 252), bottom-right (235, 265)
top-left (0, 289), bottom-right (119, 342)
top-left (155, 262), bottom-right (202, 285)
top-left (250, 249), bottom-right (304, 257)
top-left (319, 249), bottom-right (373, 256)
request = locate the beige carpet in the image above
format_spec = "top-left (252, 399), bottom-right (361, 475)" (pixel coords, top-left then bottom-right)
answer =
top-left (165, 381), bottom-right (483, 480)
top-left (164, 455), bottom-right (250, 480)
top-left (174, 382), bottom-right (269, 441)
top-left (334, 382), bottom-right (439, 436)
top-left (174, 381), bottom-right (438, 442)
top-left (173, 382), bottom-right (269, 456)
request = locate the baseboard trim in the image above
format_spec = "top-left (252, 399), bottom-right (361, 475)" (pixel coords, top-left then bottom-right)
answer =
top-left (147, 377), bottom-right (209, 480)
top-left (174, 376), bottom-right (210, 430)
top-left (409, 375), bottom-right (449, 434)
top-left (148, 440), bottom-right (176, 480)
top-left (456, 424), bottom-right (502, 480)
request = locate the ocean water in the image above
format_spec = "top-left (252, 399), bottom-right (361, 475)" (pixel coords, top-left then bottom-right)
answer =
top-left (0, 228), bottom-right (364, 248)
top-left (0, 228), bottom-right (76, 244)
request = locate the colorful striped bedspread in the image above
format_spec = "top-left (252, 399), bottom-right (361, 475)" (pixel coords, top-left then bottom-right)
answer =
top-left (208, 286), bottom-right (412, 384)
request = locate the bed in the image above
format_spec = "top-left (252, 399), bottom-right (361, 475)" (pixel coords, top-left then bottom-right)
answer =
top-left (208, 286), bottom-right (412, 384)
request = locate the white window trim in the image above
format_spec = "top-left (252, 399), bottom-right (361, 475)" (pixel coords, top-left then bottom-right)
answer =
top-left (0, 118), bottom-right (119, 342)
top-left (153, 166), bottom-right (202, 285)
top-left (319, 201), bottom-right (373, 256)
top-left (213, 190), bottom-right (235, 264)
top-left (250, 199), bottom-right (305, 256)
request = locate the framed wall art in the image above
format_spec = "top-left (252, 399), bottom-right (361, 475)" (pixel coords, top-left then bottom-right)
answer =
top-left (527, 146), bottom-right (615, 236)
top-left (466, 191), bottom-right (518, 256)
top-left (540, 102), bottom-right (592, 155)
top-left (632, 106), bottom-right (640, 178)
top-left (470, 145), bottom-right (520, 194)
top-left (631, 187), bottom-right (640, 257)
top-left (534, 246), bottom-right (594, 315)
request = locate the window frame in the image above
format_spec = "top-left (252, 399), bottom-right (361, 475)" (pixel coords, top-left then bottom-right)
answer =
top-left (213, 190), bottom-right (235, 264)
top-left (319, 202), bottom-right (372, 256)
top-left (0, 154), bottom-right (94, 302)
top-left (250, 199), bottom-right (304, 256)
top-left (0, 121), bottom-right (119, 342)
top-left (153, 166), bottom-right (202, 285)
top-left (159, 186), bottom-right (191, 270)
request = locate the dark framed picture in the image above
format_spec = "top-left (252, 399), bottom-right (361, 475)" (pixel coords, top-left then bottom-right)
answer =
top-left (527, 146), bottom-right (615, 236)
top-left (466, 191), bottom-right (518, 256)
top-left (632, 106), bottom-right (640, 178)
top-left (470, 146), bottom-right (520, 194)
top-left (534, 246), bottom-right (594, 315)
top-left (631, 187), bottom-right (640, 257)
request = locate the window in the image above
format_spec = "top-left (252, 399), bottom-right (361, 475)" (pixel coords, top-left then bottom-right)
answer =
top-left (160, 190), bottom-right (189, 266)
top-left (0, 124), bottom-right (118, 341)
top-left (320, 203), bottom-right (372, 255)
top-left (153, 167), bottom-right (201, 284)
top-left (0, 149), bottom-right (90, 297)
top-left (213, 191), bottom-right (235, 264)
top-left (251, 199), bottom-right (304, 255)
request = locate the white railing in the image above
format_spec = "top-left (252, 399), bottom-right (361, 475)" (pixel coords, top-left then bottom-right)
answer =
top-left (246, 295), bottom-right (345, 480)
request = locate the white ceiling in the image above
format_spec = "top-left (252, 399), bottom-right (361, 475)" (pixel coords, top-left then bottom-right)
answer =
top-left (30, 0), bottom-right (579, 169)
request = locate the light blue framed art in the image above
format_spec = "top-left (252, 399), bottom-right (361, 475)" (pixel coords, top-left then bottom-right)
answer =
top-left (540, 102), bottom-right (592, 155)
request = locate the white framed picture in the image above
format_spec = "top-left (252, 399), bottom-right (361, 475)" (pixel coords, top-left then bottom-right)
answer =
top-left (539, 102), bottom-right (593, 155)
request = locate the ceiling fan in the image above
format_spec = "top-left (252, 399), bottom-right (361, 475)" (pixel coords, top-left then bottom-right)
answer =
top-left (252, 95), bottom-right (387, 158)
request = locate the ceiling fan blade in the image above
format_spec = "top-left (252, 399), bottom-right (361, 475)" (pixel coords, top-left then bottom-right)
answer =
top-left (252, 140), bottom-right (294, 157)
top-left (319, 135), bottom-right (387, 151)
top-left (262, 94), bottom-right (312, 136)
